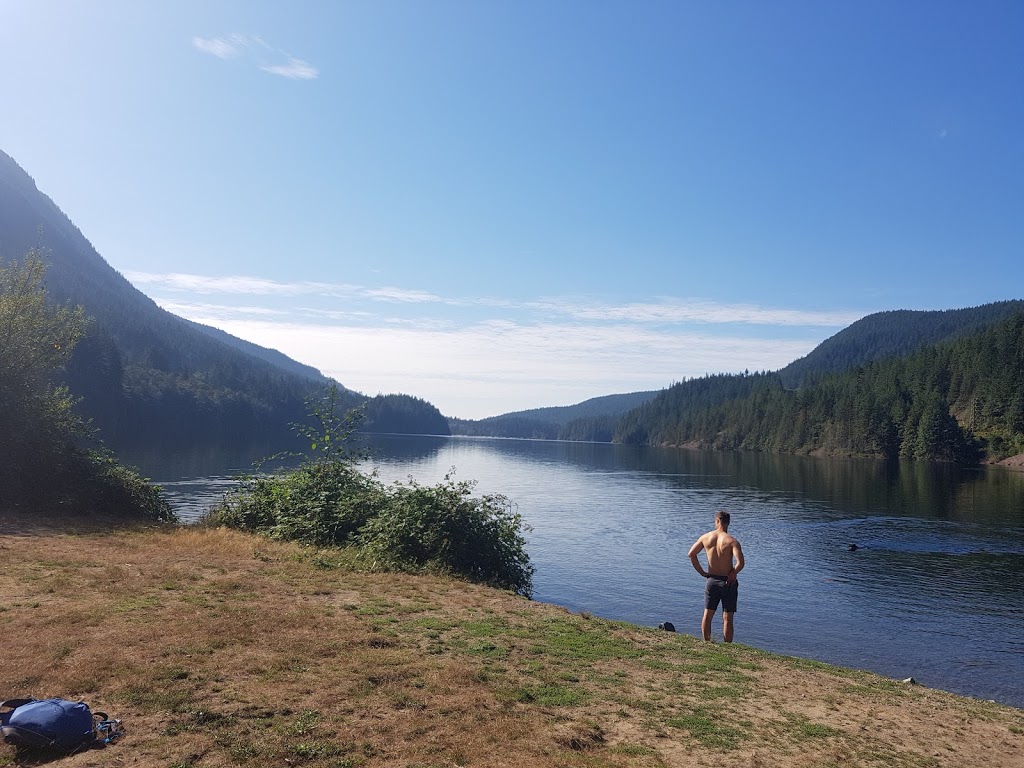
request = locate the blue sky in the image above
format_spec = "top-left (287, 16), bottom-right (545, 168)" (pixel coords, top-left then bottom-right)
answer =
top-left (1, 2), bottom-right (1021, 418)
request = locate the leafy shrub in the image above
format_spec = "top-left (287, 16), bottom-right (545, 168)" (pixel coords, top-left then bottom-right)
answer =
top-left (206, 386), bottom-right (534, 596)
top-left (359, 474), bottom-right (533, 596)
top-left (211, 461), bottom-right (386, 546)
top-left (77, 450), bottom-right (175, 521)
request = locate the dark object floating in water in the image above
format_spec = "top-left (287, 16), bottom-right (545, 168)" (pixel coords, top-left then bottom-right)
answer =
top-left (658, 622), bottom-right (676, 632)
top-left (848, 543), bottom-right (859, 552)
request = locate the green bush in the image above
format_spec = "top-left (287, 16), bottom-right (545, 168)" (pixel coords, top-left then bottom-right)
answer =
top-left (359, 474), bottom-right (533, 596)
top-left (210, 461), bottom-right (386, 546)
top-left (78, 450), bottom-right (175, 521)
top-left (206, 386), bottom-right (534, 596)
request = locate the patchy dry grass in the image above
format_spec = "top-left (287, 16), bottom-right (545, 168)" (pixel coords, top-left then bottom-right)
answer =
top-left (1, 523), bottom-right (1022, 767)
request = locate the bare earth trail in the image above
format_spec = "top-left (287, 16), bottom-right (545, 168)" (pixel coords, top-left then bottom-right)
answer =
top-left (1, 520), bottom-right (1021, 768)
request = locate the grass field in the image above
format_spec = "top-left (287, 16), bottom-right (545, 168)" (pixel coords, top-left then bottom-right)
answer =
top-left (1, 521), bottom-right (1021, 767)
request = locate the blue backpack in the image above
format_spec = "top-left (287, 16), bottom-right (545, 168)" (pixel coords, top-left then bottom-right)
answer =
top-left (0, 698), bottom-right (102, 753)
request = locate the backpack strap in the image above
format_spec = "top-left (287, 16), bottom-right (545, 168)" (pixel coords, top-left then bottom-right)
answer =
top-left (0, 699), bottom-right (35, 711)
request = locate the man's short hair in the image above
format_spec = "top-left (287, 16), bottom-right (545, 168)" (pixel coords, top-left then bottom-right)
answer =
top-left (715, 510), bottom-right (731, 529)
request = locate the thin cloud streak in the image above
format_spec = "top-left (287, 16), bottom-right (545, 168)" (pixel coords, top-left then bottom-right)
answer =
top-left (128, 271), bottom-right (439, 304)
top-left (156, 300), bottom-right (288, 319)
top-left (192, 33), bottom-right (318, 80)
top-left (192, 36), bottom-right (239, 59)
top-left (561, 300), bottom-right (863, 327)
top-left (129, 270), bottom-right (864, 327)
top-left (261, 58), bottom-right (319, 80)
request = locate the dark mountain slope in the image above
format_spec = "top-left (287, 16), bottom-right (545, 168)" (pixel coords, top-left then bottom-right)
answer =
top-left (0, 149), bottom-right (448, 445)
top-left (779, 302), bottom-right (1024, 387)
top-left (0, 149), bottom-right (338, 446)
top-left (183, 319), bottom-right (323, 380)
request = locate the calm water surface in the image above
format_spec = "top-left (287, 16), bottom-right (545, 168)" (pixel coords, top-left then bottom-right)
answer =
top-left (132, 435), bottom-right (1024, 708)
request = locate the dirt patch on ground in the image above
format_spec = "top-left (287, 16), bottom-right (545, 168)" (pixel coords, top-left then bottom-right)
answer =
top-left (0, 508), bottom-right (170, 536)
top-left (0, 524), bottom-right (1021, 768)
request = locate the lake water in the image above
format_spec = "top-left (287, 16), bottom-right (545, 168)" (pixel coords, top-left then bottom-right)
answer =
top-left (130, 435), bottom-right (1024, 708)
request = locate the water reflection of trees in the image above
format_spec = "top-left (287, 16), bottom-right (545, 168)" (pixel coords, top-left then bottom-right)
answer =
top-left (123, 434), bottom-right (1024, 530)
top-left (469, 442), bottom-right (1024, 527)
top-left (361, 434), bottom-right (452, 462)
top-left (115, 438), bottom-right (295, 481)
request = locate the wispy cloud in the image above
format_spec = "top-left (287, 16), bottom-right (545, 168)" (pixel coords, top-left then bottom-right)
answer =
top-left (155, 300), bottom-right (288, 320)
top-left (558, 299), bottom-right (862, 327)
top-left (364, 287), bottom-right (443, 303)
top-left (127, 272), bottom-right (347, 296)
top-left (192, 33), bottom-right (318, 80)
top-left (261, 57), bottom-right (319, 80)
top-left (126, 272), bottom-right (439, 303)
top-left (192, 36), bottom-right (241, 59)
top-left (127, 271), bottom-right (863, 328)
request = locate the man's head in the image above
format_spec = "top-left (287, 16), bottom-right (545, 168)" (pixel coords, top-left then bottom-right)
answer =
top-left (715, 510), bottom-right (731, 531)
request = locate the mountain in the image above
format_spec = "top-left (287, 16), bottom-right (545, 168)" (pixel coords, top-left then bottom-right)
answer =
top-left (491, 391), bottom-right (661, 426)
top-left (614, 309), bottom-right (1024, 462)
top-left (778, 302), bottom-right (1024, 387)
top-left (449, 390), bottom-right (659, 440)
top-left (447, 305), bottom-right (1024, 445)
top-left (0, 148), bottom-right (448, 447)
top-left (364, 394), bottom-right (450, 436)
top-left (184, 319), bottom-right (323, 380)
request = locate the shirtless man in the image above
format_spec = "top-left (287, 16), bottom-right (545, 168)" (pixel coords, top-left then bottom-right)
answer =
top-left (688, 510), bottom-right (745, 642)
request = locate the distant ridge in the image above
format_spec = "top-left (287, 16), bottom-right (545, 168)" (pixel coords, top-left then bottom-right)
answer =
top-left (779, 302), bottom-right (1024, 387)
top-left (487, 391), bottom-right (660, 426)
top-left (449, 390), bottom-right (659, 440)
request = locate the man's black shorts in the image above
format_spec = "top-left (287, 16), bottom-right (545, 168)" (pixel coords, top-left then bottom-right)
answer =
top-left (705, 575), bottom-right (738, 613)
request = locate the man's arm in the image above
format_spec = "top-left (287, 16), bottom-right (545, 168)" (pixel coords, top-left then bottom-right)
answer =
top-left (727, 540), bottom-right (744, 584)
top-left (687, 538), bottom-right (707, 578)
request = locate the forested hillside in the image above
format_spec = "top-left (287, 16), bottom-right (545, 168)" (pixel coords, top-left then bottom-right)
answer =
top-left (0, 149), bottom-right (448, 447)
top-left (449, 390), bottom-right (658, 441)
top-left (615, 312), bottom-right (1024, 462)
top-left (363, 394), bottom-right (450, 435)
top-left (778, 302), bottom-right (1024, 387)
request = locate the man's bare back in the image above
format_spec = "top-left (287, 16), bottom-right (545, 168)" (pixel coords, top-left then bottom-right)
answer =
top-left (691, 529), bottom-right (742, 582)
top-left (687, 511), bottom-right (744, 642)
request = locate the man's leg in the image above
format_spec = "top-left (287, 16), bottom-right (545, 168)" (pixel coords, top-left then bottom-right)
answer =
top-left (722, 611), bottom-right (735, 643)
top-left (701, 608), bottom-right (715, 641)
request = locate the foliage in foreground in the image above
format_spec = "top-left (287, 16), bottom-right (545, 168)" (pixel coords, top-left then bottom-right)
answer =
top-left (205, 386), bottom-right (534, 596)
top-left (0, 250), bottom-right (173, 520)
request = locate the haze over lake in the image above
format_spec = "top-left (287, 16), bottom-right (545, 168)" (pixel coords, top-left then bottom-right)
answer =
top-left (140, 436), bottom-right (1024, 709)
